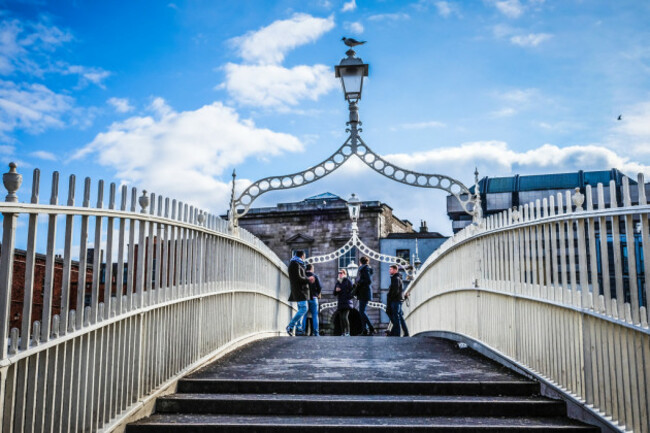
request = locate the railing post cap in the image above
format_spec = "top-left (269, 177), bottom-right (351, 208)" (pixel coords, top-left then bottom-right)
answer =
top-left (3, 161), bottom-right (22, 202)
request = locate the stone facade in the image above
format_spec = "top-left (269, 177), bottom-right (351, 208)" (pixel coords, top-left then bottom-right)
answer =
top-left (232, 193), bottom-right (414, 332)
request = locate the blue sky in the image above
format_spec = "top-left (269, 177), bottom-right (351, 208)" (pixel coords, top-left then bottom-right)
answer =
top-left (2, 0), bottom-right (650, 234)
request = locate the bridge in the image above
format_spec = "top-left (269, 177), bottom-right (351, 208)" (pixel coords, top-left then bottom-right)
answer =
top-left (0, 163), bottom-right (648, 432)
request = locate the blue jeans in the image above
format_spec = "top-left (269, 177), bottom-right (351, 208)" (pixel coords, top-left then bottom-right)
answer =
top-left (300, 298), bottom-right (319, 335)
top-left (399, 311), bottom-right (409, 336)
top-left (288, 301), bottom-right (308, 330)
top-left (358, 299), bottom-right (374, 332)
top-left (388, 301), bottom-right (402, 336)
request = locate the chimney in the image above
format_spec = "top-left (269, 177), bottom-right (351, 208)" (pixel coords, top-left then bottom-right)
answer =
top-left (419, 220), bottom-right (428, 233)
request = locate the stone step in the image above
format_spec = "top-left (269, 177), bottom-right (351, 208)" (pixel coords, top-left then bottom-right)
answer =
top-left (155, 393), bottom-right (566, 417)
top-left (125, 414), bottom-right (600, 432)
top-left (177, 379), bottom-right (540, 396)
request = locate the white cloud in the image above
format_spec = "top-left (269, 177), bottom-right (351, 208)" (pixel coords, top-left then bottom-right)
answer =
top-left (492, 25), bottom-right (552, 47)
top-left (229, 13), bottom-right (335, 65)
top-left (497, 88), bottom-right (540, 103)
top-left (344, 21), bottom-right (364, 34)
top-left (492, 0), bottom-right (524, 18)
top-left (222, 63), bottom-right (338, 108)
top-left (0, 80), bottom-right (74, 136)
top-left (29, 150), bottom-right (57, 161)
top-left (223, 14), bottom-right (338, 109)
top-left (62, 64), bottom-right (111, 88)
top-left (490, 107), bottom-right (517, 117)
top-left (384, 141), bottom-right (650, 177)
top-left (73, 98), bottom-right (304, 210)
top-left (435, 1), bottom-right (457, 18)
top-left (391, 120), bottom-right (446, 131)
top-left (368, 13), bottom-right (410, 21)
top-left (0, 18), bottom-right (72, 76)
top-left (107, 97), bottom-right (134, 113)
top-left (341, 0), bottom-right (357, 12)
top-left (510, 33), bottom-right (552, 47)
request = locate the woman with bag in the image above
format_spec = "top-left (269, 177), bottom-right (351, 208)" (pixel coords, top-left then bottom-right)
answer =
top-left (334, 269), bottom-right (354, 336)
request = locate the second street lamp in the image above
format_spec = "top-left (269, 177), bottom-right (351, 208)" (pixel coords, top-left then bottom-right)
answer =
top-left (347, 193), bottom-right (361, 231)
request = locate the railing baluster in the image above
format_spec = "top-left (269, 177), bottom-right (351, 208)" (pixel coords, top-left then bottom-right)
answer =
top-left (609, 180), bottom-right (626, 319)
top-left (104, 183), bottom-right (116, 320)
top-left (21, 169), bottom-right (40, 351)
top-left (597, 183), bottom-right (612, 315)
top-left (60, 175), bottom-right (76, 335)
top-left (126, 187), bottom-right (137, 311)
top-left (637, 174), bottom-right (650, 326)
top-left (41, 171), bottom-right (59, 344)
top-left (76, 178), bottom-right (91, 329)
top-left (622, 177), bottom-right (640, 324)
top-left (90, 180), bottom-right (104, 324)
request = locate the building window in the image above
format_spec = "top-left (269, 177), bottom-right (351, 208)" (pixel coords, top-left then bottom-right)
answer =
top-left (338, 247), bottom-right (357, 269)
top-left (291, 249), bottom-right (310, 259)
top-left (395, 249), bottom-right (411, 263)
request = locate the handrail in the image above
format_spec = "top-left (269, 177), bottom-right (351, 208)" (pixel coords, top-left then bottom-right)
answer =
top-left (405, 174), bottom-right (650, 433)
top-left (0, 164), bottom-right (291, 433)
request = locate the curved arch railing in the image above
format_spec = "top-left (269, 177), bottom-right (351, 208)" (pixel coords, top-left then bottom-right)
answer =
top-left (305, 231), bottom-right (412, 277)
top-left (0, 164), bottom-right (291, 433)
top-left (404, 175), bottom-right (650, 433)
top-left (231, 109), bottom-right (481, 227)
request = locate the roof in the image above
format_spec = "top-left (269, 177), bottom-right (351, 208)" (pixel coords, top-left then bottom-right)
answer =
top-left (384, 232), bottom-right (446, 239)
top-left (470, 169), bottom-right (636, 194)
top-left (304, 192), bottom-right (343, 201)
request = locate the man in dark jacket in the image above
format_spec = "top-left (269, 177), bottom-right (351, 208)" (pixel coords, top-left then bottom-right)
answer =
top-left (299, 264), bottom-right (322, 336)
top-left (387, 264), bottom-right (406, 337)
top-left (286, 250), bottom-right (314, 336)
top-left (355, 256), bottom-right (375, 335)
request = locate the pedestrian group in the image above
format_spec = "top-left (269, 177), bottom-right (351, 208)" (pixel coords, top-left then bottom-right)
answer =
top-left (286, 250), bottom-right (409, 337)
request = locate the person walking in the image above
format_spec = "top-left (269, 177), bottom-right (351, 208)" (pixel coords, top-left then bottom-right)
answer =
top-left (300, 264), bottom-right (322, 336)
top-left (387, 264), bottom-right (406, 337)
top-left (355, 256), bottom-right (375, 336)
top-left (286, 250), bottom-right (315, 337)
top-left (334, 269), bottom-right (354, 336)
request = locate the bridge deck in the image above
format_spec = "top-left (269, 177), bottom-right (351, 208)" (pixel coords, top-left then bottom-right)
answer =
top-left (187, 336), bottom-right (525, 382)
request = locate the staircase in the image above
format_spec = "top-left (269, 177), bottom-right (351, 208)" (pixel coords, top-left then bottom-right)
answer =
top-left (126, 337), bottom-right (599, 432)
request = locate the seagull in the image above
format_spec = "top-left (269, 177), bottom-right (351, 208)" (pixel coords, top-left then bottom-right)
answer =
top-left (342, 37), bottom-right (366, 47)
top-left (617, 114), bottom-right (622, 121)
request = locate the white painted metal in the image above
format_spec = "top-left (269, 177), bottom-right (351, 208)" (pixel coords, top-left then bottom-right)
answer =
top-left (0, 165), bottom-right (291, 433)
top-left (405, 176), bottom-right (650, 433)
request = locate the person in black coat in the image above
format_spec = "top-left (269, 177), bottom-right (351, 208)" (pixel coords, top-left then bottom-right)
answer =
top-left (286, 250), bottom-right (314, 336)
top-left (299, 264), bottom-right (322, 336)
top-left (334, 269), bottom-right (354, 336)
top-left (355, 256), bottom-right (375, 335)
top-left (387, 264), bottom-right (406, 337)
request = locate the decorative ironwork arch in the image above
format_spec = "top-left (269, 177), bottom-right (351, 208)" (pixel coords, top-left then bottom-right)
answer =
top-left (304, 231), bottom-right (413, 278)
top-left (230, 101), bottom-right (481, 229)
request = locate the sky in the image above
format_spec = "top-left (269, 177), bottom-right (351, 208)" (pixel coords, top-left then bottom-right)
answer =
top-left (2, 0), bottom-right (650, 236)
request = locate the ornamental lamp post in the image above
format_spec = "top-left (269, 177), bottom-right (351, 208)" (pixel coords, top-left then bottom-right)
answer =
top-left (335, 50), bottom-right (369, 102)
top-left (347, 193), bottom-right (361, 232)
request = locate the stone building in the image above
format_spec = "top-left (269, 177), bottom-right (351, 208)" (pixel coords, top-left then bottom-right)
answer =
top-left (231, 192), bottom-right (415, 332)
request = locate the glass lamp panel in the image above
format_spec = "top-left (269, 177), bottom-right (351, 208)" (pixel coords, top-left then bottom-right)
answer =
top-left (341, 69), bottom-right (363, 99)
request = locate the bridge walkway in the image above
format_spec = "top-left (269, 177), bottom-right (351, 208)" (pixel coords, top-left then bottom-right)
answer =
top-left (126, 336), bottom-right (598, 432)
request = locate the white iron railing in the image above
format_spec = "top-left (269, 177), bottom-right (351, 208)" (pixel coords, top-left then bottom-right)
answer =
top-left (0, 165), bottom-right (291, 433)
top-left (405, 175), bottom-right (650, 433)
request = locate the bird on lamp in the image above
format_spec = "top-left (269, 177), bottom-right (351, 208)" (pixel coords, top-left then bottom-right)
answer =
top-left (342, 37), bottom-right (366, 47)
